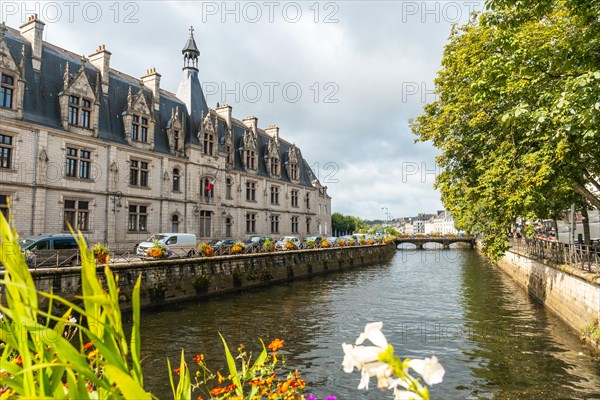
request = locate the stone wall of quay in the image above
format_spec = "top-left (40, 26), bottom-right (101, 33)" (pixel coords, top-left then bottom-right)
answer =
top-left (496, 249), bottom-right (600, 351)
top-left (24, 244), bottom-right (396, 311)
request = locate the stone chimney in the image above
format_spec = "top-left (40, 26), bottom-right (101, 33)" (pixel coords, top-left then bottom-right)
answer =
top-left (215, 103), bottom-right (232, 127)
top-left (141, 68), bottom-right (161, 110)
top-left (19, 14), bottom-right (45, 70)
top-left (242, 115), bottom-right (258, 133)
top-left (88, 44), bottom-right (111, 94)
top-left (265, 125), bottom-right (279, 139)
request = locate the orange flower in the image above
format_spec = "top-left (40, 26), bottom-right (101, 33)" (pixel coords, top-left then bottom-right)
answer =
top-left (193, 354), bottom-right (204, 363)
top-left (83, 341), bottom-right (94, 350)
top-left (277, 377), bottom-right (295, 393)
top-left (217, 370), bottom-right (224, 384)
top-left (173, 365), bottom-right (186, 375)
top-left (210, 386), bottom-right (226, 396)
top-left (268, 338), bottom-right (284, 352)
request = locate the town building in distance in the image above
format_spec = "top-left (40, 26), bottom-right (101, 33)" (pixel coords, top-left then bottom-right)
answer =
top-left (0, 16), bottom-right (331, 249)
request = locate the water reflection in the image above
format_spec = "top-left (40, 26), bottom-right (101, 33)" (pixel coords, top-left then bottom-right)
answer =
top-left (134, 250), bottom-right (600, 399)
top-left (460, 255), bottom-right (600, 399)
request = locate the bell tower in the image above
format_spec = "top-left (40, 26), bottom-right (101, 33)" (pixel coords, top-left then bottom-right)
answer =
top-left (176, 26), bottom-right (208, 138)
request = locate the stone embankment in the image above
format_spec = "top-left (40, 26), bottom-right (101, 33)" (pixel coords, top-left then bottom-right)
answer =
top-left (494, 245), bottom-right (600, 353)
top-left (24, 243), bottom-right (396, 311)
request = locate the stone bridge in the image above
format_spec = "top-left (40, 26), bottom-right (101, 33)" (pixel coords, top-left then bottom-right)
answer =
top-left (394, 237), bottom-right (476, 249)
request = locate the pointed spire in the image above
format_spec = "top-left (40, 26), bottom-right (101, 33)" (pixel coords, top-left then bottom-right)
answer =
top-left (182, 26), bottom-right (199, 54)
top-left (182, 26), bottom-right (199, 70)
top-left (95, 71), bottom-right (101, 97)
top-left (127, 86), bottom-right (132, 108)
top-left (63, 62), bottom-right (70, 89)
top-left (19, 45), bottom-right (25, 75)
top-left (0, 21), bottom-right (6, 41)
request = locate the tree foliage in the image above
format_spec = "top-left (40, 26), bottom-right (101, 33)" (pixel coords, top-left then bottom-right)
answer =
top-left (331, 212), bottom-right (366, 234)
top-left (411, 0), bottom-right (600, 259)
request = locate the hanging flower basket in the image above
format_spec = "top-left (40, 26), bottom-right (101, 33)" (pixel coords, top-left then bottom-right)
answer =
top-left (198, 242), bottom-right (215, 257)
top-left (231, 242), bottom-right (245, 254)
top-left (147, 241), bottom-right (170, 258)
top-left (92, 243), bottom-right (110, 264)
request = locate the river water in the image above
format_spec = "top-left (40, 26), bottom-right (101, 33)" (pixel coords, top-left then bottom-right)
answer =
top-left (136, 248), bottom-right (600, 399)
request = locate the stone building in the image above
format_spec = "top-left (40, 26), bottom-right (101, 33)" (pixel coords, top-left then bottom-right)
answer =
top-left (0, 16), bottom-right (331, 250)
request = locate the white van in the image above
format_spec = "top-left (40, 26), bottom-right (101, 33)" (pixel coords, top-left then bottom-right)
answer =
top-left (136, 233), bottom-right (197, 257)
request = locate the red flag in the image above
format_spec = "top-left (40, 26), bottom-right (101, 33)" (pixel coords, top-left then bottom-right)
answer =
top-left (205, 177), bottom-right (215, 191)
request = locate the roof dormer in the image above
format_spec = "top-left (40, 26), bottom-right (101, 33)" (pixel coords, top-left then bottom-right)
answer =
top-left (123, 85), bottom-right (155, 150)
top-left (59, 59), bottom-right (100, 136)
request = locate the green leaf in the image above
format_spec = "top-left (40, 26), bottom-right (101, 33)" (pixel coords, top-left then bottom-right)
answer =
top-left (219, 332), bottom-right (243, 396)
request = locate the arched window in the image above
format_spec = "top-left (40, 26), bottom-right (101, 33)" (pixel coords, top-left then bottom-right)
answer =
top-left (171, 214), bottom-right (180, 233)
top-left (201, 177), bottom-right (215, 203)
top-left (173, 168), bottom-right (180, 192)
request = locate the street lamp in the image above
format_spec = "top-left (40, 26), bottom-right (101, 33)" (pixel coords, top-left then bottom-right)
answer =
top-left (382, 207), bottom-right (388, 234)
top-left (110, 191), bottom-right (123, 213)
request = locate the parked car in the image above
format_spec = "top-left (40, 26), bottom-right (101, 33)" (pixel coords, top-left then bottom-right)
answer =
top-left (18, 234), bottom-right (86, 267)
top-left (136, 233), bottom-right (197, 257)
top-left (340, 234), bottom-right (359, 244)
top-left (243, 236), bottom-right (273, 252)
top-left (301, 236), bottom-right (325, 248)
top-left (326, 236), bottom-right (340, 246)
top-left (212, 238), bottom-right (237, 252)
top-left (275, 236), bottom-right (300, 250)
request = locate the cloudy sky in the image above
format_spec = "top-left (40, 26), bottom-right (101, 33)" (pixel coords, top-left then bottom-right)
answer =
top-left (2, 0), bottom-right (484, 220)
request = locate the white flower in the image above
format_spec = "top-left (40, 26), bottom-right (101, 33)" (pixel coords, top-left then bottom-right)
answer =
top-left (357, 361), bottom-right (393, 390)
top-left (342, 343), bottom-right (382, 373)
top-left (408, 355), bottom-right (445, 385)
top-left (355, 321), bottom-right (388, 349)
top-left (393, 387), bottom-right (423, 400)
top-left (69, 316), bottom-right (77, 324)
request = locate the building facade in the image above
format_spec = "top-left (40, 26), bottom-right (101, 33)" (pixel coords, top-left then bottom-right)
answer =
top-left (423, 210), bottom-right (458, 235)
top-left (0, 17), bottom-right (331, 250)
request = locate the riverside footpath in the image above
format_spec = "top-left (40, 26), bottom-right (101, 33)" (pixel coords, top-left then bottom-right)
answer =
top-left (498, 238), bottom-right (600, 352)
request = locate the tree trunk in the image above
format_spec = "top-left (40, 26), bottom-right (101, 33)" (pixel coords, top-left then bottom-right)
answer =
top-left (574, 183), bottom-right (600, 210)
top-left (581, 200), bottom-right (591, 245)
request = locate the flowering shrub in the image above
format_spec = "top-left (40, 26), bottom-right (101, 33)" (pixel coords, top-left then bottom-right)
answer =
top-left (170, 337), bottom-right (309, 400)
top-left (347, 238), bottom-right (356, 246)
top-left (367, 238), bottom-right (375, 245)
top-left (285, 240), bottom-right (297, 250)
top-left (263, 239), bottom-right (275, 252)
top-left (198, 242), bottom-right (215, 257)
top-left (343, 322), bottom-right (444, 399)
top-left (336, 239), bottom-right (345, 248)
top-left (359, 238), bottom-right (368, 246)
top-left (305, 240), bottom-right (316, 249)
top-left (231, 242), bottom-right (245, 254)
top-left (383, 236), bottom-right (397, 244)
top-left (147, 241), bottom-right (171, 258)
top-left (321, 240), bottom-right (330, 248)
top-left (92, 243), bottom-right (110, 264)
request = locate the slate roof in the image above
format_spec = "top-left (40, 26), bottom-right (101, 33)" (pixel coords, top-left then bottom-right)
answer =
top-left (3, 25), bottom-right (320, 189)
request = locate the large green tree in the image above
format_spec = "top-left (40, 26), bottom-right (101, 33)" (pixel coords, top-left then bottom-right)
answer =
top-left (411, 0), bottom-right (600, 259)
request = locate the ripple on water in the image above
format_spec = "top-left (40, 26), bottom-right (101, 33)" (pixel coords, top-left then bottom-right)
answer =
top-left (134, 250), bottom-right (600, 399)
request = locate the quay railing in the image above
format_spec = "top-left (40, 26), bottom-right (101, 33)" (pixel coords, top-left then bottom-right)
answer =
top-left (509, 238), bottom-right (600, 272)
